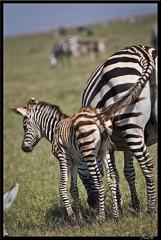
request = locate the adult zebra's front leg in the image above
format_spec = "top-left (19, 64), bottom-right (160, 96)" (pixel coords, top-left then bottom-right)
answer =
top-left (70, 162), bottom-right (83, 221)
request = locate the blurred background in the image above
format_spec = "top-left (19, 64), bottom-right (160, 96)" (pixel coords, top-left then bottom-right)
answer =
top-left (4, 3), bottom-right (157, 38)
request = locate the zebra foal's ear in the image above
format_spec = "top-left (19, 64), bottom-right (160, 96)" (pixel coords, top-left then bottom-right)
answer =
top-left (10, 107), bottom-right (28, 116)
top-left (27, 98), bottom-right (38, 110)
top-left (10, 98), bottom-right (38, 116)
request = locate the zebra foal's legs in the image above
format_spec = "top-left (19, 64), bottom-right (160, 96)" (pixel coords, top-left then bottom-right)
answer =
top-left (85, 156), bottom-right (105, 221)
top-left (100, 150), bottom-right (121, 220)
top-left (110, 152), bottom-right (123, 209)
top-left (59, 160), bottom-right (75, 220)
top-left (70, 163), bottom-right (83, 220)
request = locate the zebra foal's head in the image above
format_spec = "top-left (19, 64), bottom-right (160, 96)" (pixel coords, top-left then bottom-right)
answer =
top-left (11, 98), bottom-right (41, 153)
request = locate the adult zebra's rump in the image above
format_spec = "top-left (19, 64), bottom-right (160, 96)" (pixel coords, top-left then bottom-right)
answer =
top-left (78, 45), bottom-right (157, 214)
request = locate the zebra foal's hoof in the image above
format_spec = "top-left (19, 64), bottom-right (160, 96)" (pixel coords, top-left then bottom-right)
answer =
top-left (146, 206), bottom-right (157, 216)
top-left (98, 213), bottom-right (106, 222)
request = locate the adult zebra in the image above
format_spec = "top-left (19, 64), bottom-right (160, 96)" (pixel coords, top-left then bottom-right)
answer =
top-left (49, 35), bottom-right (84, 67)
top-left (78, 45), bottom-right (158, 215)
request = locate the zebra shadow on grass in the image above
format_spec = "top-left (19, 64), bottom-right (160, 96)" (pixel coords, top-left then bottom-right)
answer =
top-left (44, 195), bottom-right (146, 231)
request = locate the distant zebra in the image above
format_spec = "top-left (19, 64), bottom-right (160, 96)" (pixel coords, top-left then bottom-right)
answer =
top-left (3, 183), bottom-right (19, 236)
top-left (49, 35), bottom-right (84, 67)
top-left (11, 80), bottom-right (144, 221)
top-left (151, 24), bottom-right (157, 49)
top-left (78, 45), bottom-right (157, 214)
top-left (82, 38), bottom-right (107, 59)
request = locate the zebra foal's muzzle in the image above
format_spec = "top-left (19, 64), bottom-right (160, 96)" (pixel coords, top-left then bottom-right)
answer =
top-left (21, 144), bottom-right (33, 153)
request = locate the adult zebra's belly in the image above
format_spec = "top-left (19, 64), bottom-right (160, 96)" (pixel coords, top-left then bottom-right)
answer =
top-left (111, 120), bottom-right (158, 151)
top-left (111, 126), bottom-right (129, 150)
top-left (144, 119), bottom-right (158, 146)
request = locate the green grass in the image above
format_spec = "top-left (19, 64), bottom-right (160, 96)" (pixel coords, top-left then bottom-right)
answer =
top-left (4, 13), bottom-right (157, 236)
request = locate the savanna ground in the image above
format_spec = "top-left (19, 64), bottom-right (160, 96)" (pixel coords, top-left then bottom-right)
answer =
top-left (3, 13), bottom-right (158, 236)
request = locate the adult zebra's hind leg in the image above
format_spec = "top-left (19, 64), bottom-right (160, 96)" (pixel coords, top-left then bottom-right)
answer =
top-left (128, 140), bottom-right (156, 214)
top-left (123, 150), bottom-right (140, 210)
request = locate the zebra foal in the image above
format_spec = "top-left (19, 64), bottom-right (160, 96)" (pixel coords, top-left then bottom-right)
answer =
top-left (78, 45), bottom-right (157, 215)
top-left (10, 99), bottom-right (115, 221)
top-left (10, 88), bottom-right (141, 221)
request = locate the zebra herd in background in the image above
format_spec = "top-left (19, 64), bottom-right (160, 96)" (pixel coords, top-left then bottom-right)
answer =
top-left (49, 23), bottom-right (157, 68)
top-left (11, 45), bottom-right (157, 222)
top-left (49, 35), bottom-right (107, 67)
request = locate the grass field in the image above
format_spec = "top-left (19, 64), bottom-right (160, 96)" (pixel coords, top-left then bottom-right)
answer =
top-left (3, 13), bottom-right (158, 236)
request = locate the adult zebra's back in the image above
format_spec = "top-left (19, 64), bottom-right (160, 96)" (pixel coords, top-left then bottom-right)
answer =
top-left (78, 45), bottom-right (157, 214)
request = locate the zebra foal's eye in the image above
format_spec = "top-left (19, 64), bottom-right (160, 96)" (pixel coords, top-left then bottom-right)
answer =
top-left (23, 118), bottom-right (30, 130)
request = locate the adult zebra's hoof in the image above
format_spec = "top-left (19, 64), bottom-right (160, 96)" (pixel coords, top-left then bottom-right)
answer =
top-left (131, 199), bottom-right (141, 212)
top-left (113, 217), bottom-right (119, 224)
top-left (76, 212), bottom-right (84, 223)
